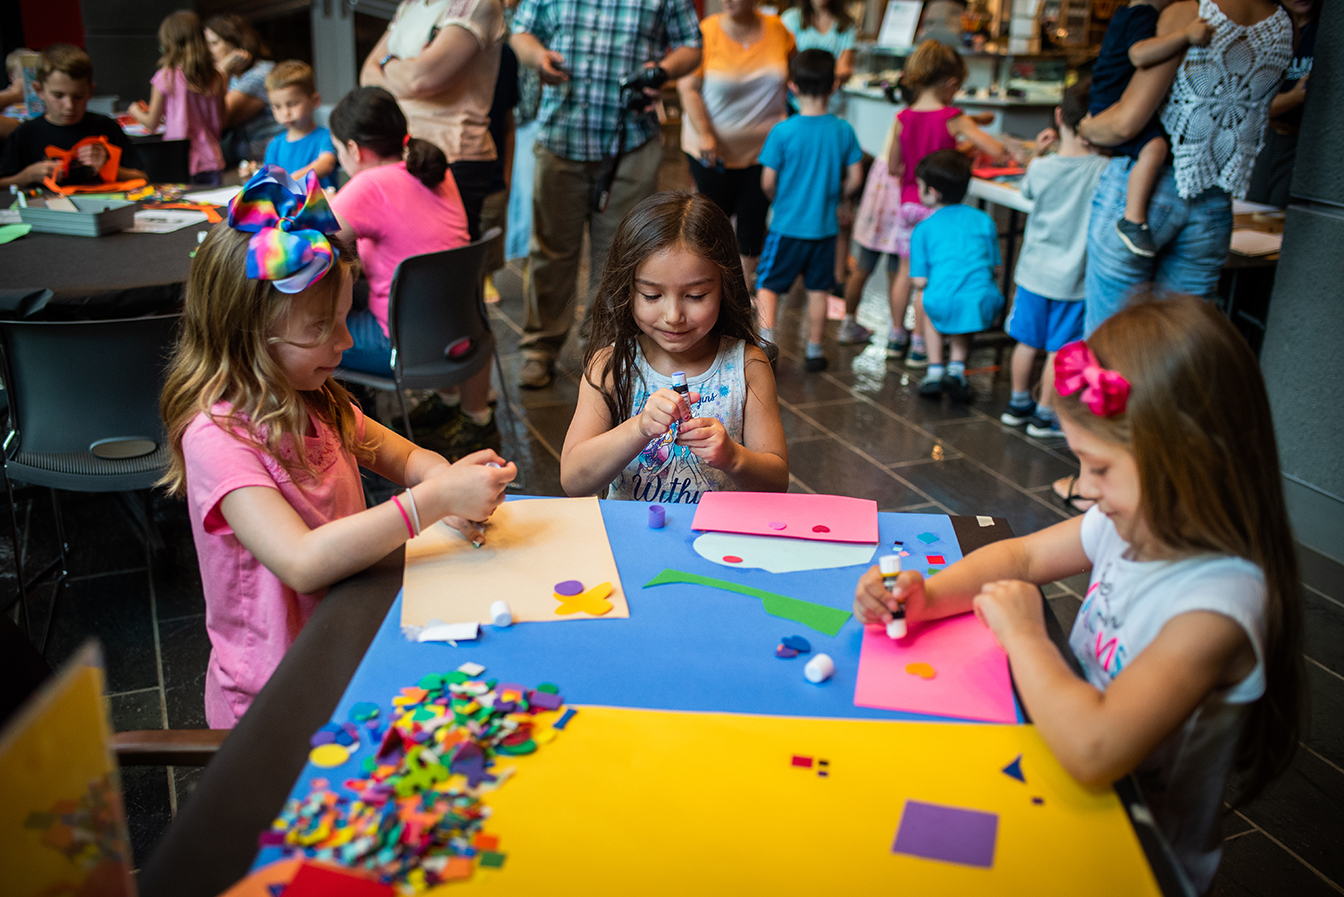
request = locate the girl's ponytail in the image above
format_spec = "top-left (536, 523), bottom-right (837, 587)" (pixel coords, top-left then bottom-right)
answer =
top-left (330, 86), bottom-right (446, 186)
top-left (405, 138), bottom-right (448, 188)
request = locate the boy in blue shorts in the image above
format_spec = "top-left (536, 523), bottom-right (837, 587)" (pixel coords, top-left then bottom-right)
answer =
top-left (756, 49), bottom-right (864, 373)
top-left (908, 148), bottom-right (1002, 403)
top-left (261, 61), bottom-right (337, 188)
top-left (1001, 80), bottom-right (1107, 436)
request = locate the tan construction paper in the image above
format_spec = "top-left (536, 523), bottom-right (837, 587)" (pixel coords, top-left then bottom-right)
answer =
top-left (401, 497), bottom-right (628, 626)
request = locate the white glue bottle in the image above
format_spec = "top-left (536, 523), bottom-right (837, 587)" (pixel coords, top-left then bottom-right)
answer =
top-left (880, 554), bottom-right (907, 639)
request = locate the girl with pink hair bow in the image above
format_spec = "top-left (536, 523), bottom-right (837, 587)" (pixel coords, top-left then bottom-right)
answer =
top-left (853, 295), bottom-right (1303, 894)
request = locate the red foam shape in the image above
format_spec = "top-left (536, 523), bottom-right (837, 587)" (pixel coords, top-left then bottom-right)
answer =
top-left (722, 555), bottom-right (742, 563)
top-left (283, 861), bottom-right (394, 897)
top-left (927, 555), bottom-right (945, 565)
top-left (791, 755), bottom-right (813, 767)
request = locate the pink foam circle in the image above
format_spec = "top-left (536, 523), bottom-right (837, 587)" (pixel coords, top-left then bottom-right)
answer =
top-left (723, 555), bottom-right (743, 563)
top-left (767, 521), bottom-right (787, 530)
top-left (554, 580), bottom-right (584, 596)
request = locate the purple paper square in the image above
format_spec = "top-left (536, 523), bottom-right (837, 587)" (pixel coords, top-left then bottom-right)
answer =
top-left (529, 690), bottom-right (563, 711)
top-left (891, 799), bottom-right (998, 868)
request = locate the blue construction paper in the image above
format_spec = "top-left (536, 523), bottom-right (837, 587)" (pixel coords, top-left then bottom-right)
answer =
top-left (253, 501), bottom-right (1018, 872)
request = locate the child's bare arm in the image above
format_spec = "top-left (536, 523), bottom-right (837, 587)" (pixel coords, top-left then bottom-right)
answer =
top-left (760, 166), bottom-right (778, 201)
top-left (974, 584), bottom-right (1254, 785)
top-left (561, 351), bottom-right (697, 496)
top-left (886, 118), bottom-right (904, 177)
top-left (129, 85), bottom-right (166, 130)
top-left (1129, 17), bottom-right (1212, 68)
top-left (676, 345), bottom-right (788, 491)
top-left (843, 160), bottom-right (864, 201)
top-left (948, 114), bottom-right (1007, 163)
top-left (293, 151), bottom-right (338, 182)
top-left (0, 159), bottom-right (61, 187)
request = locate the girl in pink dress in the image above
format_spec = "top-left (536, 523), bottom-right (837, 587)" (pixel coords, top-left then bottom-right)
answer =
top-left (160, 166), bottom-right (517, 727)
top-left (848, 40), bottom-right (1007, 365)
top-left (130, 11), bottom-right (226, 184)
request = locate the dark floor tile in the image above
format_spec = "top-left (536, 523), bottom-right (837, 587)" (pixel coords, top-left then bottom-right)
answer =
top-left (108, 688), bottom-right (162, 732)
top-left (1215, 830), bottom-right (1341, 897)
top-left (1304, 663), bottom-right (1344, 770)
top-left (173, 766), bottom-right (204, 815)
top-left (832, 362), bottom-right (979, 427)
top-left (1299, 545), bottom-right (1344, 604)
top-left (928, 418), bottom-right (1077, 490)
top-left (1056, 570), bottom-right (1091, 598)
top-left (779, 405), bottom-right (827, 443)
top-left (796, 400), bottom-right (942, 466)
top-left (150, 527), bottom-right (205, 622)
top-left (120, 765), bottom-right (172, 870)
top-left (786, 438), bottom-right (926, 509)
top-left (1048, 593), bottom-right (1082, 633)
top-left (772, 363), bottom-right (856, 405)
top-left (510, 363), bottom-right (582, 410)
top-left (517, 403), bottom-right (575, 460)
top-left (43, 571), bottom-right (158, 694)
top-left (1234, 748), bottom-right (1344, 885)
top-left (51, 491), bottom-right (151, 578)
top-left (895, 458), bottom-right (1068, 536)
top-left (159, 615), bottom-right (210, 730)
top-left (1302, 587), bottom-right (1344, 677)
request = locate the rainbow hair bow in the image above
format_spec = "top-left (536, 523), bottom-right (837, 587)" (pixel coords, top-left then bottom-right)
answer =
top-left (1055, 340), bottom-right (1130, 417)
top-left (227, 165), bottom-right (340, 294)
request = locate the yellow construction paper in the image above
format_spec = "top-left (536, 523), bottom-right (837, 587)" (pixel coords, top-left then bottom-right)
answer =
top-left (469, 706), bottom-right (1161, 896)
top-left (402, 497), bottom-right (628, 626)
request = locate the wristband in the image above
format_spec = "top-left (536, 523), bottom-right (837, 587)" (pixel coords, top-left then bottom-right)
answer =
top-left (391, 494), bottom-right (416, 538)
top-left (401, 488), bottom-right (422, 536)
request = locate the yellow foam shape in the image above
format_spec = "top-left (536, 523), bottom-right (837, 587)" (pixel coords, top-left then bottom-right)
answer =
top-left (905, 662), bottom-right (937, 679)
top-left (553, 580), bottom-right (614, 616)
top-left (308, 743), bottom-right (350, 768)
top-left (470, 706), bottom-right (1161, 895)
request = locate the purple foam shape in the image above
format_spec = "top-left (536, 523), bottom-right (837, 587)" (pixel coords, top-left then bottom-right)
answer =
top-left (309, 729), bottom-right (337, 747)
top-left (775, 645), bottom-right (799, 658)
top-left (767, 521), bottom-right (787, 530)
top-left (648, 505), bottom-right (666, 528)
top-left (554, 580), bottom-right (584, 596)
top-left (257, 830), bottom-right (287, 846)
top-left (529, 690), bottom-right (564, 711)
top-left (450, 742), bottom-right (497, 788)
top-left (891, 800), bottom-right (999, 868)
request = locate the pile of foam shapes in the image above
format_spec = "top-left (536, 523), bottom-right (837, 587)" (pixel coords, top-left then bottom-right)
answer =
top-left (264, 665), bottom-right (575, 891)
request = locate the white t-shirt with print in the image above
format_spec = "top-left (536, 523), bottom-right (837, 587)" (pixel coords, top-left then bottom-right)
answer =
top-left (1071, 506), bottom-right (1266, 894)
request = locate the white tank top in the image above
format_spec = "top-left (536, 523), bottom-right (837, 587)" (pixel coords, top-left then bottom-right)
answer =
top-left (1160, 0), bottom-right (1292, 199)
top-left (607, 337), bottom-right (747, 503)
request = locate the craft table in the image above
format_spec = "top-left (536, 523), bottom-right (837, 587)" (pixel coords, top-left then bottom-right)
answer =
top-left (136, 501), bottom-right (1186, 896)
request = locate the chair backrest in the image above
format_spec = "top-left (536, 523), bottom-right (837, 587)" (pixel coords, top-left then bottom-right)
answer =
top-left (385, 228), bottom-right (502, 390)
top-left (135, 138), bottom-right (191, 184)
top-left (0, 313), bottom-right (181, 465)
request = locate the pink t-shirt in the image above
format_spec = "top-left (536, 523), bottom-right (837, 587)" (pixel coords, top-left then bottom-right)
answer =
top-left (329, 162), bottom-right (470, 336)
top-left (151, 67), bottom-right (224, 175)
top-left (897, 106), bottom-right (960, 204)
top-left (183, 402), bottom-right (367, 728)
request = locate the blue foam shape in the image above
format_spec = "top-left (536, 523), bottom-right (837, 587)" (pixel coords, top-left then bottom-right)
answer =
top-left (1002, 754), bottom-right (1025, 783)
top-left (781, 635), bottom-right (811, 653)
top-left (253, 502), bottom-right (1020, 873)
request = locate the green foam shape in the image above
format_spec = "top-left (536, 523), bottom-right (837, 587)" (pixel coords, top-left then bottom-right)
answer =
top-left (479, 851), bottom-right (506, 868)
top-left (642, 569), bottom-right (851, 637)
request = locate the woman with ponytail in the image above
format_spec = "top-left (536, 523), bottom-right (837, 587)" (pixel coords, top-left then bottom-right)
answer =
top-left (328, 87), bottom-right (494, 457)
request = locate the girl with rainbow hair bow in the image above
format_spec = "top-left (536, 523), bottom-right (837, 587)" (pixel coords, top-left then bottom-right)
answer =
top-left (853, 294), bottom-right (1303, 894)
top-left (159, 164), bottom-right (517, 729)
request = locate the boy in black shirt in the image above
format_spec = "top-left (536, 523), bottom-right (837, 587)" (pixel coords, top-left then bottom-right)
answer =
top-left (0, 44), bottom-right (144, 189)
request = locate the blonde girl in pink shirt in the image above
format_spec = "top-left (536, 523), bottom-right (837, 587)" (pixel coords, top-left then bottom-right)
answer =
top-left (129, 11), bottom-right (226, 185)
top-left (160, 166), bottom-right (516, 727)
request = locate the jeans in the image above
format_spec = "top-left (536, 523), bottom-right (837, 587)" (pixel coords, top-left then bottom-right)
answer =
top-left (340, 309), bottom-right (393, 375)
top-left (1084, 158), bottom-right (1233, 336)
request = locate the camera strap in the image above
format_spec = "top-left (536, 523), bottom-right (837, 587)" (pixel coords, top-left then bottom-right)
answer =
top-left (592, 113), bottom-right (629, 213)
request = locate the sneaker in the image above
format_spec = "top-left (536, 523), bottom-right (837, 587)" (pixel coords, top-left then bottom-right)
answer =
top-left (518, 357), bottom-right (554, 389)
top-left (1116, 219), bottom-right (1156, 257)
top-left (1000, 398), bottom-right (1036, 426)
top-left (406, 393), bottom-right (460, 432)
top-left (804, 354), bottom-right (829, 373)
top-left (837, 319), bottom-right (874, 345)
top-left (885, 337), bottom-right (909, 359)
top-left (917, 372), bottom-right (943, 398)
top-left (1026, 414), bottom-right (1062, 438)
top-left (941, 372), bottom-right (973, 403)
top-left (905, 349), bottom-right (930, 369)
top-left (424, 412), bottom-right (500, 461)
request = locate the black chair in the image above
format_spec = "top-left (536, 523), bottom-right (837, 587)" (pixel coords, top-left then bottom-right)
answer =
top-left (133, 138), bottom-right (191, 184)
top-left (334, 228), bottom-right (520, 458)
top-left (0, 313), bottom-right (182, 653)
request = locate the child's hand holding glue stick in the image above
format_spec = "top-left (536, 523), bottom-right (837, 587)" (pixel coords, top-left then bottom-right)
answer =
top-left (853, 560), bottom-right (930, 630)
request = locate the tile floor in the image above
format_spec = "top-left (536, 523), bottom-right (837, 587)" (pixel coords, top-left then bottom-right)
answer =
top-left (3, 164), bottom-right (1342, 895)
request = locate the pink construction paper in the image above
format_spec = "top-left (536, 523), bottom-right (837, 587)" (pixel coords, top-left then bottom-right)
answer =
top-left (854, 613), bottom-right (1018, 724)
top-left (690, 492), bottom-right (878, 544)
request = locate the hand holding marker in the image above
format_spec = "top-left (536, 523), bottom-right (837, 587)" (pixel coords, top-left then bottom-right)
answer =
top-left (469, 462), bottom-right (504, 549)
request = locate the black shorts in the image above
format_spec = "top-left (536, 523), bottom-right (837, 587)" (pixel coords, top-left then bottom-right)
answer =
top-left (686, 155), bottom-right (770, 258)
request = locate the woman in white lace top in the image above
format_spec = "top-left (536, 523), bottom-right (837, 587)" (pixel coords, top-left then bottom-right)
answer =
top-left (1078, 0), bottom-right (1291, 335)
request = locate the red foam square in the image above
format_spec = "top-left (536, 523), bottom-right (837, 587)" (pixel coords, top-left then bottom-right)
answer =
top-left (791, 755), bottom-right (813, 767)
top-left (927, 555), bottom-right (945, 565)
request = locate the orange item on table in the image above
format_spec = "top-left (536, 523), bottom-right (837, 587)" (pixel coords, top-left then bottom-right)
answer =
top-left (143, 201), bottom-right (224, 223)
top-left (41, 136), bottom-right (148, 195)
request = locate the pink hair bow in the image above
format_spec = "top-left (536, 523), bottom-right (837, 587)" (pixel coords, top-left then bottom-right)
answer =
top-left (1054, 341), bottom-right (1130, 416)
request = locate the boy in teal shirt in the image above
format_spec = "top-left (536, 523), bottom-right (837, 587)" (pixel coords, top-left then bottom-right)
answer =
top-left (908, 148), bottom-right (1003, 402)
top-left (757, 49), bottom-right (864, 373)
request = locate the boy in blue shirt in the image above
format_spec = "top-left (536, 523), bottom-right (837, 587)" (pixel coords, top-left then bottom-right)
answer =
top-left (262, 60), bottom-right (337, 188)
top-left (908, 149), bottom-right (1003, 403)
top-left (757, 49), bottom-right (864, 373)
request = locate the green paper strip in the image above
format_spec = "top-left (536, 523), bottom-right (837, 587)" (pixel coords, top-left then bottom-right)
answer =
top-left (0, 224), bottom-right (32, 245)
top-left (643, 568), bottom-right (851, 637)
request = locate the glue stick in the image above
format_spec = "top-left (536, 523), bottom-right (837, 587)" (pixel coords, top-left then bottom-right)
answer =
top-left (804, 653), bottom-right (835, 683)
top-left (490, 600), bottom-right (513, 627)
top-left (880, 555), bottom-right (907, 639)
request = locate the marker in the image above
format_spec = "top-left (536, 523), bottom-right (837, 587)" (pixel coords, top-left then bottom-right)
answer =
top-left (471, 461), bottom-right (504, 547)
top-left (671, 371), bottom-right (690, 421)
top-left (880, 554), bottom-right (906, 639)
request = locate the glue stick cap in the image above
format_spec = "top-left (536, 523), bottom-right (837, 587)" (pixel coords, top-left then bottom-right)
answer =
top-left (886, 617), bottom-right (907, 639)
top-left (880, 555), bottom-right (901, 576)
top-left (672, 371), bottom-right (687, 389)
